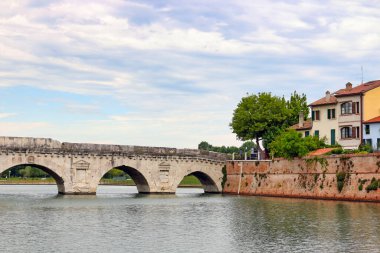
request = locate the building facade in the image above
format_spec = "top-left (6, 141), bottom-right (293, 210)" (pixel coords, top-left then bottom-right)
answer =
top-left (292, 80), bottom-right (380, 150)
top-left (363, 116), bottom-right (380, 151)
top-left (308, 91), bottom-right (338, 145)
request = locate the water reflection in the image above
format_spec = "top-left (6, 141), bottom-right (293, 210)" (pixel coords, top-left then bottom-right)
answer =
top-left (0, 185), bottom-right (380, 252)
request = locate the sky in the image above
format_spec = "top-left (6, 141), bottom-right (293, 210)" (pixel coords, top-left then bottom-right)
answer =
top-left (1, 0), bottom-right (380, 148)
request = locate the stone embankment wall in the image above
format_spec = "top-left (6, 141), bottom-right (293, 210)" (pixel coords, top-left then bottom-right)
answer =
top-left (223, 153), bottom-right (380, 202)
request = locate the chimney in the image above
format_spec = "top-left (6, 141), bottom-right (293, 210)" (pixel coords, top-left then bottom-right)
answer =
top-left (346, 82), bottom-right (353, 90)
top-left (325, 91), bottom-right (331, 102)
top-left (298, 112), bottom-right (304, 128)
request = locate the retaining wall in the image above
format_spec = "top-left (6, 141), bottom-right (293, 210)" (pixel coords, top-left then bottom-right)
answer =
top-left (223, 153), bottom-right (380, 202)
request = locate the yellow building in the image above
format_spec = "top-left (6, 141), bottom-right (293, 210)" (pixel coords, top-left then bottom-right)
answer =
top-left (362, 81), bottom-right (380, 121)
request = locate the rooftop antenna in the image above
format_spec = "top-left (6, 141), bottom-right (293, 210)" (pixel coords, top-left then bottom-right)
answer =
top-left (361, 65), bottom-right (364, 84)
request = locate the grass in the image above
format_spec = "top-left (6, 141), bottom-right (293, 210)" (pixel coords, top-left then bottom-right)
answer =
top-left (178, 175), bottom-right (202, 187)
top-left (0, 177), bottom-right (55, 184)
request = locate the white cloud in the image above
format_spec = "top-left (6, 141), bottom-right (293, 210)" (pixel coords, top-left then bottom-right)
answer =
top-left (1, 0), bottom-right (380, 148)
top-left (0, 113), bottom-right (16, 119)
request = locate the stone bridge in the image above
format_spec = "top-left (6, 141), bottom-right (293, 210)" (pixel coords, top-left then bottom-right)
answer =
top-left (0, 137), bottom-right (227, 194)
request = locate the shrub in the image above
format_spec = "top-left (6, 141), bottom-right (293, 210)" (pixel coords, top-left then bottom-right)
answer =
top-left (336, 172), bottom-right (347, 192)
top-left (269, 129), bottom-right (324, 159)
top-left (366, 178), bottom-right (379, 193)
top-left (359, 143), bottom-right (373, 153)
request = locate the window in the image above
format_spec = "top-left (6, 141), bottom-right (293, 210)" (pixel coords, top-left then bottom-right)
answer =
top-left (365, 124), bottom-right (370, 135)
top-left (305, 131), bottom-right (310, 137)
top-left (364, 139), bottom-right (372, 147)
top-left (327, 109), bottom-right (336, 119)
top-left (341, 102), bottom-right (352, 115)
top-left (377, 138), bottom-right (380, 150)
top-left (341, 127), bottom-right (352, 139)
top-left (355, 102), bottom-right (360, 114)
top-left (314, 130), bottom-right (319, 138)
top-left (312, 110), bottom-right (320, 121)
top-left (341, 126), bottom-right (360, 139)
top-left (355, 126), bottom-right (360, 139)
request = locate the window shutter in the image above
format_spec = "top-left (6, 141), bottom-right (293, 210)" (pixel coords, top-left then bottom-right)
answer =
top-left (356, 102), bottom-right (360, 113)
top-left (332, 109), bottom-right (335, 119)
top-left (327, 109), bottom-right (331, 119)
top-left (352, 127), bottom-right (356, 138)
top-left (312, 111), bottom-right (315, 121)
top-left (352, 103), bottom-right (356, 114)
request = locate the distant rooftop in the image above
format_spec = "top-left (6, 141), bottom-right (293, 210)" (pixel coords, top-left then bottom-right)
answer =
top-left (334, 80), bottom-right (380, 97)
top-left (290, 119), bottom-right (312, 130)
top-left (309, 80), bottom-right (380, 106)
top-left (364, 116), bottom-right (380, 124)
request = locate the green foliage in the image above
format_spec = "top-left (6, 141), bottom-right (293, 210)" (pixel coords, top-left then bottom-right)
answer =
top-left (262, 125), bottom-right (284, 151)
top-left (221, 165), bottom-right (227, 189)
top-left (286, 91), bottom-right (309, 126)
top-left (103, 168), bottom-right (128, 179)
top-left (330, 148), bottom-right (344, 154)
top-left (314, 173), bottom-right (319, 183)
top-left (358, 144), bottom-right (373, 153)
top-left (329, 145), bottom-right (373, 155)
top-left (179, 175), bottom-right (201, 186)
top-left (230, 91), bottom-right (309, 153)
top-left (197, 141), bottom-right (255, 155)
top-left (336, 172), bottom-right (347, 192)
top-left (358, 178), bottom-right (368, 191)
top-left (198, 141), bottom-right (212, 151)
top-left (230, 92), bottom-right (290, 145)
top-left (1, 165), bottom-right (50, 178)
top-left (239, 141), bottom-right (256, 153)
top-left (365, 177), bottom-right (379, 193)
top-left (269, 129), bottom-right (325, 159)
top-left (19, 166), bottom-right (48, 178)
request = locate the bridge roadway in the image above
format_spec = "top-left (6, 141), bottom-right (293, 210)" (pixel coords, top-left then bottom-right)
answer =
top-left (0, 137), bottom-right (227, 194)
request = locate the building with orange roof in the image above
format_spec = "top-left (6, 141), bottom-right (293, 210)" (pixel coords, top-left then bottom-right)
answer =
top-left (363, 116), bottom-right (380, 151)
top-left (308, 90), bottom-right (338, 146)
top-left (292, 80), bottom-right (380, 149)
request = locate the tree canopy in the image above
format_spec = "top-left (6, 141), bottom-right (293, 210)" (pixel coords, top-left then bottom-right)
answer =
top-left (198, 141), bottom-right (255, 154)
top-left (287, 91), bottom-right (309, 126)
top-left (269, 129), bottom-right (325, 159)
top-left (230, 91), bottom-right (309, 153)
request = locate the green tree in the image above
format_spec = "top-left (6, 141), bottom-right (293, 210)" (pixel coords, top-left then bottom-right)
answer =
top-left (287, 91), bottom-right (309, 126)
top-left (103, 168), bottom-right (125, 179)
top-left (19, 166), bottom-right (48, 178)
top-left (230, 92), bottom-right (291, 153)
top-left (198, 141), bottom-right (212, 150)
top-left (240, 141), bottom-right (256, 153)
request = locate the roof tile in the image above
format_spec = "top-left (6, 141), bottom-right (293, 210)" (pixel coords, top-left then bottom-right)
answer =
top-left (334, 80), bottom-right (380, 97)
top-left (364, 116), bottom-right (380, 124)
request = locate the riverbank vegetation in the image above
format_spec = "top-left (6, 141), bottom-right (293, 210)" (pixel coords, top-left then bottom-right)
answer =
top-left (198, 140), bottom-right (256, 158)
top-left (269, 129), bottom-right (326, 159)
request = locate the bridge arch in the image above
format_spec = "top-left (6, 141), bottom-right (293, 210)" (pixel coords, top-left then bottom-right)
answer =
top-left (176, 170), bottom-right (220, 193)
top-left (98, 165), bottom-right (150, 193)
top-left (0, 164), bottom-right (66, 194)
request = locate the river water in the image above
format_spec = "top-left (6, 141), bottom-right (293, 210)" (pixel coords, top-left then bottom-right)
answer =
top-left (0, 185), bottom-right (380, 252)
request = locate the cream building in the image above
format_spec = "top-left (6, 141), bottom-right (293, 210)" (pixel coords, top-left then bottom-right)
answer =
top-left (292, 80), bottom-right (380, 149)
